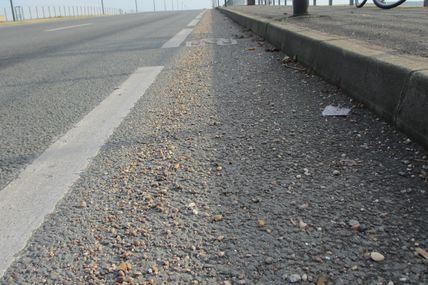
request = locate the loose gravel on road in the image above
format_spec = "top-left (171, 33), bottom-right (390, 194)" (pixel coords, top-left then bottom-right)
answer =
top-left (2, 10), bottom-right (427, 285)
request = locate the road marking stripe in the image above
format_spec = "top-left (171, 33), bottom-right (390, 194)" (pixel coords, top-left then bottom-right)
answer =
top-left (0, 66), bottom-right (164, 278)
top-left (45, 23), bottom-right (92, 32)
top-left (195, 10), bottom-right (206, 19)
top-left (187, 19), bottom-right (200, 27)
top-left (161, 28), bottom-right (193, 48)
top-left (188, 10), bottom-right (206, 28)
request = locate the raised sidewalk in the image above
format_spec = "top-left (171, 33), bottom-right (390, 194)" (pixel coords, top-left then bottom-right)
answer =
top-left (219, 5), bottom-right (428, 149)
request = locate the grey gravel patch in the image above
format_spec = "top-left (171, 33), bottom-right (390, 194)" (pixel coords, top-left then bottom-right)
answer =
top-left (1, 10), bottom-right (427, 285)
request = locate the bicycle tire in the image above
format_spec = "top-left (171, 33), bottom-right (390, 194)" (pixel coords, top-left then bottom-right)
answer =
top-left (355, 0), bottom-right (368, 8)
top-left (373, 0), bottom-right (407, 9)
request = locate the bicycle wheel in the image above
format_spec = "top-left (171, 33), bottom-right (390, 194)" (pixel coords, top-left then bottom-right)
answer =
top-left (355, 0), bottom-right (368, 8)
top-left (373, 0), bottom-right (407, 9)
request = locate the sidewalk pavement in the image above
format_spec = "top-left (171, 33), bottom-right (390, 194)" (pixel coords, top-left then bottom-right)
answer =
top-left (226, 5), bottom-right (428, 58)
top-left (220, 5), bottom-right (428, 149)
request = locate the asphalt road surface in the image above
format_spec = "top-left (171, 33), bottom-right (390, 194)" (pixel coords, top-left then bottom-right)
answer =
top-left (0, 11), bottom-right (199, 191)
top-left (0, 9), bottom-right (427, 285)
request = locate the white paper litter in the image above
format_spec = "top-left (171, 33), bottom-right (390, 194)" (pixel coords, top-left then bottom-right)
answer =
top-left (322, 105), bottom-right (351, 117)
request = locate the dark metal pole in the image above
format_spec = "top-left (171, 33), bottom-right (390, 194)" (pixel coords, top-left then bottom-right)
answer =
top-left (424, 0), bottom-right (427, 7)
top-left (101, 0), bottom-right (105, 14)
top-left (9, 0), bottom-right (16, 21)
top-left (293, 0), bottom-right (308, 16)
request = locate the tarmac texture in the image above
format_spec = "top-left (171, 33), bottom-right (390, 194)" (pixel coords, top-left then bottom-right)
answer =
top-left (2, 10), bottom-right (427, 285)
top-left (0, 11), bottom-right (196, 191)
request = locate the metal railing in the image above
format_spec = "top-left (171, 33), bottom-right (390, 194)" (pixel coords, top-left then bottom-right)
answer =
top-left (222, 0), bottom-right (427, 6)
top-left (1, 5), bottom-right (124, 22)
top-left (223, 0), bottom-right (353, 5)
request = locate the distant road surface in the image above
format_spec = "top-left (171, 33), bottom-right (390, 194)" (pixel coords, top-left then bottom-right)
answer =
top-left (0, 11), bottom-right (200, 191)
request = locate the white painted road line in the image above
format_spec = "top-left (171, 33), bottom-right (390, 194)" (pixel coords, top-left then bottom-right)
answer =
top-left (45, 23), bottom-right (92, 32)
top-left (195, 10), bottom-right (206, 19)
top-left (0, 66), bottom-right (164, 278)
top-left (187, 19), bottom-right (200, 27)
top-left (162, 28), bottom-right (193, 48)
top-left (188, 10), bottom-right (206, 28)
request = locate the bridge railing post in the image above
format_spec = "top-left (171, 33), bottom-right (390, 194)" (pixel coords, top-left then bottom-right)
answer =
top-left (293, 0), bottom-right (309, 16)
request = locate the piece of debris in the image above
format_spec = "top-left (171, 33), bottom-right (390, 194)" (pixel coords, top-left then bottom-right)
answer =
top-left (322, 105), bottom-right (351, 117)
top-left (282, 56), bottom-right (291, 63)
top-left (415, 248), bottom-right (428, 259)
top-left (298, 218), bottom-right (308, 229)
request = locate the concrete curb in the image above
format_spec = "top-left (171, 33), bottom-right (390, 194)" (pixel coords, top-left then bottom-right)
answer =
top-left (219, 7), bottom-right (428, 149)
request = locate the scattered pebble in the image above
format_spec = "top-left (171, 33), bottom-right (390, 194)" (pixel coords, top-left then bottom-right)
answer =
top-left (265, 257), bottom-right (274, 264)
top-left (288, 274), bottom-right (301, 283)
top-left (348, 219), bottom-right (360, 230)
top-left (217, 235), bottom-right (225, 241)
top-left (118, 262), bottom-right (131, 272)
top-left (370, 252), bottom-right (385, 262)
top-left (316, 275), bottom-right (328, 285)
top-left (301, 273), bottom-right (308, 281)
top-left (213, 214), bottom-right (223, 222)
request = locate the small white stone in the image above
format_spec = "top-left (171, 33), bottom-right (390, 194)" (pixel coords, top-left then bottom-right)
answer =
top-left (370, 251), bottom-right (385, 262)
top-left (288, 274), bottom-right (301, 283)
top-left (301, 274), bottom-right (308, 281)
